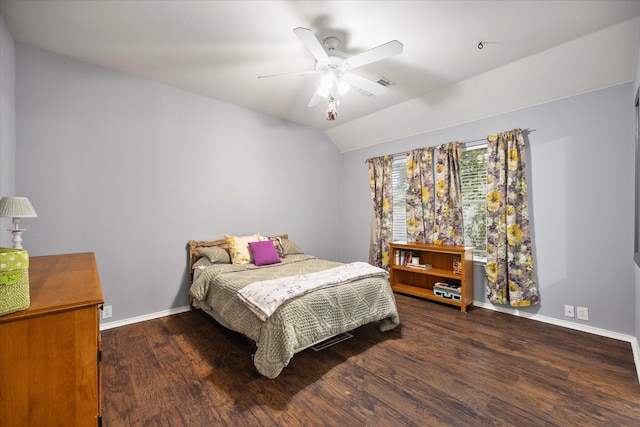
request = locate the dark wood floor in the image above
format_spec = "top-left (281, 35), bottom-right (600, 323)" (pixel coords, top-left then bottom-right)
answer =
top-left (102, 294), bottom-right (640, 426)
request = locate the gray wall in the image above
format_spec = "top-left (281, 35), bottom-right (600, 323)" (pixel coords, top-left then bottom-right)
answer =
top-left (14, 43), bottom-right (342, 323)
top-left (339, 83), bottom-right (635, 335)
top-left (0, 17), bottom-right (15, 246)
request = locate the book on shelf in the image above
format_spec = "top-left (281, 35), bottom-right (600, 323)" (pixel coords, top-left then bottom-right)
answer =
top-left (395, 249), bottom-right (414, 266)
top-left (395, 249), bottom-right (432, 268)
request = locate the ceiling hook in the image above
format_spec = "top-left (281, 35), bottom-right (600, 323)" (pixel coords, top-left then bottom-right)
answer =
top-left (478, 41), bottom-right (484, 50)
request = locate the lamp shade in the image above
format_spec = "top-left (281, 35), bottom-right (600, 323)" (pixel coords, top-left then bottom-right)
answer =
top-left (0, 197), bottom-right (38, 218)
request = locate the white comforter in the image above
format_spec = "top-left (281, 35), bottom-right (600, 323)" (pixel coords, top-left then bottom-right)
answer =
top-left (237, 261), bottom-right (388, 321)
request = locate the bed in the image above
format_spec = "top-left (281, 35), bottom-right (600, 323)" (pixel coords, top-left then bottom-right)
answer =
top-left (188, 234), bottom-right (400, 378)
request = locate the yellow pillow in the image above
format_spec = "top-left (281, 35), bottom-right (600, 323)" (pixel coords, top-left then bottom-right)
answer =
top-left (225, 233), bottom-right (261, 265)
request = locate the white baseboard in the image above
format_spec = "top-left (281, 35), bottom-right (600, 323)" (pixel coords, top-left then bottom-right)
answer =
top-left (99, 305), bottom-right (191, 331)
top-left (474, 301), bottom-right (640, 383)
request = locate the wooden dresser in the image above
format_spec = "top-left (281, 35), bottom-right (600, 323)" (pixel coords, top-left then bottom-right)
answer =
top-left (0, 252), bottom-right (104, 427)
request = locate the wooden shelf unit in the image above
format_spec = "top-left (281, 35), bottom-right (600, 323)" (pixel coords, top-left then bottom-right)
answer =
top-left (390, 242), bottom-right (474, 312)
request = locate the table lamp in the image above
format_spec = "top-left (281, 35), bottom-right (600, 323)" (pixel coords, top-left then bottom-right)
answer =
top-left (0, 197), bottom-right (38, 249)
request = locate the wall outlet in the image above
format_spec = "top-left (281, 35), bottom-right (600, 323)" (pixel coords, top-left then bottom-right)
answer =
top-left (102, 305), bottom-right (112, 319)
top-left (577, 306), bottom-right (589, 321)
top-left (564, 305), bottom-right (574, 318)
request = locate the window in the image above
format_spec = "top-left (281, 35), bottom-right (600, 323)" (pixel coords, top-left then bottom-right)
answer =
top-left (460, 145), bottom-right (487, 256)
top-left (390, 145), bottom-right (487, 256)
top-left (391, 155), bottom-right (407, 242)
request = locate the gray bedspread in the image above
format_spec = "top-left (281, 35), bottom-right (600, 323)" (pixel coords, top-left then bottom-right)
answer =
top-left (190, 254), bottom-right (400, 378)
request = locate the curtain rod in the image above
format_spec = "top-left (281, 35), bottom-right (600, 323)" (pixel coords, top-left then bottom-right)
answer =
top-left (364, 128), bottom-right (535, 163)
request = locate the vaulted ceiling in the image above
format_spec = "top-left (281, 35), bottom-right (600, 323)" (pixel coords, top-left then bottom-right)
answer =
top-left (1, 1), bottom-right (639, 152)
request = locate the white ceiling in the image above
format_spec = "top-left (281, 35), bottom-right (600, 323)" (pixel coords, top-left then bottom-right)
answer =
top-left (1, 1), bottom-right (639, 152)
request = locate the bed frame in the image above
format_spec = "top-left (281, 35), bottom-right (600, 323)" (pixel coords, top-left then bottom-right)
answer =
top-left (186, 234), bottom-right (399, 377)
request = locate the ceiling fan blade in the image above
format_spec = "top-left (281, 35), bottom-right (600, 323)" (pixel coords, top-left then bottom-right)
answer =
top-left (346, 40), bottom-right (403, 69)
top-left (307, 93), bottom-right (322, 107)
top-left (343, 73), bottom-right (387, 96)
top-left (293, 27), bottom-right (329, 62)
top-left (258, 70), bottom-right (317, 79)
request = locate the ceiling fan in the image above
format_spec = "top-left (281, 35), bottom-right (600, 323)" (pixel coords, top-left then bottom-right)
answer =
top-left (259, 27), bottom-right (403, 118)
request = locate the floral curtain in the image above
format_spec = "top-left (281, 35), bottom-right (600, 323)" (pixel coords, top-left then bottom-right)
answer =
top-left (406, 148), bottom-right (435, 243)
top-left (405, 143), bottom-right (463, 245)
top-left (433, 142), bottom-right (464, 245)
top-left (367, 155), bottom-right (394, 269)
top-left (485, 129), bottom-right (539, 306)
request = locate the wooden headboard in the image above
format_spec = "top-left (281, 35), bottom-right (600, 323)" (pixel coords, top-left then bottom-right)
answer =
top-left (188, 238), bottom-right (228, 274)
top-left (188, 234), bottom-right (289, 283)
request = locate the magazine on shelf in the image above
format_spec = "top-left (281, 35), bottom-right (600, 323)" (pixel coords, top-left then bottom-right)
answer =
top-left (406, 263), bottom-right (432, 270)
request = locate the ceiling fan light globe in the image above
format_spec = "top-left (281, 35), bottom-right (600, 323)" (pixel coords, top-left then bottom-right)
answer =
top-left (320, 73), bottom-right (334, 90)
top-left (315, 86), bottom-right (330, 98)
top-left (338, 80), bottom-right (350, 95)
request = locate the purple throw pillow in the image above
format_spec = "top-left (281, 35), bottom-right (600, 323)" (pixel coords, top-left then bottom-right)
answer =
top-left (248, 240), bottom-right (282, 266)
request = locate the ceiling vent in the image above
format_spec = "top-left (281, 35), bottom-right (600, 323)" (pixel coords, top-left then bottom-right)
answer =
top-left (359, 77), bottom-right (395, 96)
top-left (377, 77), bottom-right (395, 87)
